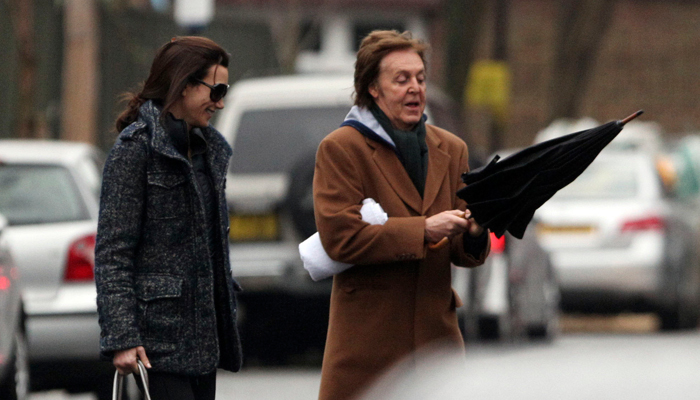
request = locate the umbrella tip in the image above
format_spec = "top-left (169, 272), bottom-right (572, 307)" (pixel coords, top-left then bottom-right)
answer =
top-left (620, 109), bottom-right (644, 126)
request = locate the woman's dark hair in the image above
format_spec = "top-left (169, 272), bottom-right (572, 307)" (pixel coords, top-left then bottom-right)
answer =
top-left (115, 36), bottom-right (230, 132)
top-left (354, 30), bottom-right (428, 108)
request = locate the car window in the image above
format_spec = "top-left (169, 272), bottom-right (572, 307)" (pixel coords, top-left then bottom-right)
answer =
top-left (75, 153), bottom-right (104, 201)
top-left (0, 164), bottom-right (89, 225)
top-left (230, 106), bottom-right (350, 174)
top-left (551, 158), bottom-right (639, 200)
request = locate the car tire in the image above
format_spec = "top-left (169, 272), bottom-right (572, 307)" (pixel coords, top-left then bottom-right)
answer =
top-left (527, 268), bottom-right (561, 341)
top-left (0, 328), bottom-right (30, 400)
top-left (659, 260), bottom-right (700, 331)
top-left (477, 315), bottom-right (505, 340)
top-left (287, 153), bottom-right (318, 239)
top-left (659, 297), bottom-right (700, 331)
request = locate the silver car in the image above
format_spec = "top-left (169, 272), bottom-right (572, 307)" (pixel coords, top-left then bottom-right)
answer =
top-left (536, 150), bottom-right (700, 330)
top-left (454, 220), bottom-right (560, 342)
top-left (0, 213), bottom-right (29, 400)
top-left (453, 149), bottom-right (560, 343)
top-left (0, 140), bottom-right (111, 398)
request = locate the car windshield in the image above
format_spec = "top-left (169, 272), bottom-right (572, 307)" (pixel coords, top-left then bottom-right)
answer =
top-left (229, 106), bottom-right (350, 174)
top-left (551, 158), bottom-right (639, 200)
top-left (0, 164), bottom-right (88, 225)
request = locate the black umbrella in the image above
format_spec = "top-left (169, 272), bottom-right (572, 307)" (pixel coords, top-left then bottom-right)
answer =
top-left (455, 110), bottom-right (644, 241)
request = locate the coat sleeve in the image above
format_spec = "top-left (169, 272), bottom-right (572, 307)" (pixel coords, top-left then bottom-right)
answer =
top-left (94, 135), bottom-right (148, 356)
top-left (450, 140), bottom-right (490, 268)
top-left (313, 136), bottom-right (426, 265)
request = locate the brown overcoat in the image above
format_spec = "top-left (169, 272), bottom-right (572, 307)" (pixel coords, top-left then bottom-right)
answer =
top-left (313, 122), bottom-right (489, 400)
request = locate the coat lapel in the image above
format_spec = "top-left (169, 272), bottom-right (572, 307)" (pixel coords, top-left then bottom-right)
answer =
top-left (202, 128), bottom-right (233, 187)
top-left (422, 126), bottom-right (451, 215)
top-left (367, 136), bottom-right (423, 215)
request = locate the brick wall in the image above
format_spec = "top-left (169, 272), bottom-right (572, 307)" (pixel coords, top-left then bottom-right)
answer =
top-left (464, 0), bottom-right (700, 153)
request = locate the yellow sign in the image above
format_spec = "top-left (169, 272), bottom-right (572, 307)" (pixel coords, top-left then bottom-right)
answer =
top-left (465, 60), bottom-right (511, 122)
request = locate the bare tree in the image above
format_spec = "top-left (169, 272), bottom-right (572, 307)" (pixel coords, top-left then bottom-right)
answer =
top-left (7, 0), bottom-right (38, 138)
top-left (60, 0), bottom-right (100, 144)
top-left (549, 0), bottom-right (616, 121)
top-left (443, 0), bottom-right (489, 109)
top-left (269, 0), bottom-right (303, 74)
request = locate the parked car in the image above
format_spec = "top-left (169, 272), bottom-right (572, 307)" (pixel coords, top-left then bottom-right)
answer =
top-left (667, 134), bottom-right (700, 200)
top-left (535, 149), bottom-right (700, 330)
top-left (0, 140), bottom-right (111, 398)
top-left (455, 225), bottom-right (560, 342)
top-left (454, 149), bottom-right (560, 342)
top-left (453, 150), bottom-right (560, 342)
top-left (534, 117), bottom-right (664, 154)
top-left (213, 73), bottom-right (467, 362)
top-left (0, 213), bottom-right (29, 400)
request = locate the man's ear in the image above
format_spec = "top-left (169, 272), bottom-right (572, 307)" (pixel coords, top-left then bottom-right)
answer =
top-left (368, 84), bottom-right (379, 100)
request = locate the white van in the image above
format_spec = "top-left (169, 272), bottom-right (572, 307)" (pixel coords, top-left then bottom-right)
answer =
top-left (213, 74), bottom-right (465, 360)
top-left (214, 74), bottom-right (462, 294)
top-left (215, 75), bottom-right (356, 295)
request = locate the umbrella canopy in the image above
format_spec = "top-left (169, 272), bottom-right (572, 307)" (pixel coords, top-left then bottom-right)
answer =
top-left (457, 110), bottom-right (644, 239)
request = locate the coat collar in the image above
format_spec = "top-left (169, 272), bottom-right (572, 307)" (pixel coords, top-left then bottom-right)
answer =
top-left (342, 106), bottom-right (450, 215)
top-left (422, 128), bottom-right (450, 214)
top-left (127, 100), bottom-right (233, 184)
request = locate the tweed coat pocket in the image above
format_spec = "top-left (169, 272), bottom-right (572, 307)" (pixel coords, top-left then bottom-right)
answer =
top-left (135, 274), bottom-right (184, 350)
top-left (146, 172), bottom-right (188, 220)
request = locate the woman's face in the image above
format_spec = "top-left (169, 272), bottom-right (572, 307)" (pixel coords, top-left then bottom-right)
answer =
top-left (173, 64), bottom-right (229, 128)
top-left (369, 49), bottom-right (426, 131)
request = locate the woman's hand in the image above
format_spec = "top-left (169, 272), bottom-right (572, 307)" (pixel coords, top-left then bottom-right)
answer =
top-left (113, 346), bottom-right (151, 375)
top-left (425, 210), bottom-right (469, 244)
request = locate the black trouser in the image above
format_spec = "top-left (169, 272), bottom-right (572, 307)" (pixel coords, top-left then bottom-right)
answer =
top-left (137, 370), bottom-right (217, 400)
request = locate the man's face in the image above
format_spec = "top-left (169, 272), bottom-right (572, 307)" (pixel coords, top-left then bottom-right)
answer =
top-left (369, 49), bottom-right (426, 131)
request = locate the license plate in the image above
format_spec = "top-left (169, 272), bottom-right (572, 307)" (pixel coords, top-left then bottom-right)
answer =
top-left (229, 214), bottom-right (279, 241)
top-left (537, 224), bottom-right (596, 235)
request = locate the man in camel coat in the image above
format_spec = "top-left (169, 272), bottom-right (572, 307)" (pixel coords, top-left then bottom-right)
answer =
top-left (313, 30), bottom-right (490, 400)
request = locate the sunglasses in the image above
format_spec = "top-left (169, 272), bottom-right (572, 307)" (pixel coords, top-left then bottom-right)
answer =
top-left (193, 78), bottom-right (229, 102)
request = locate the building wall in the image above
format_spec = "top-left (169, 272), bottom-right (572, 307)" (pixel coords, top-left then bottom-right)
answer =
top-left (466, 0), bottom-right (700, 153)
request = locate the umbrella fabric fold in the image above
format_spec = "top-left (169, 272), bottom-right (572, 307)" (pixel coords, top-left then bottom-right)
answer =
top-left (457, 111), bottom-right (642, 239)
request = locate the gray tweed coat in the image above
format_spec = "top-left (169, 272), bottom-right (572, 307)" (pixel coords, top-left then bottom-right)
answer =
top-left (95, 100), bottom-right (242, 375)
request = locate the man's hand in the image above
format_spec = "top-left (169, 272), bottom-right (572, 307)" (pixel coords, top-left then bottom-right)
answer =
top-left (425, 210), bottom-right (469, 244)
top-left (465, 211), bottom-right (485, 237)
top-left (113, 346), bottom-right (151, 375)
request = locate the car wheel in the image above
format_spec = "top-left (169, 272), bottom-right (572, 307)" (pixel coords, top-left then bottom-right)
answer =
top-left (527, 268), bottom-right (560, 341)
top-left (659, 294), bottom-right (700, 331)
top-left (287, 153), bottom-right (317, 239)
top-left (0, 329), bottom-right (30, 400)
top-left (659, 261), bottom-right (700, 331)
top-left (477, 316), bottom-right (502, 340)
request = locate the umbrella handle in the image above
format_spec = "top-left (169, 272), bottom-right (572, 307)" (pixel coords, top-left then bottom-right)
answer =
top-left (428, 212), bottom-right (469, 251)
top-left (619, 110), bottom-right (644, 126)
top-left (428, 237), bottom-right (450, 251)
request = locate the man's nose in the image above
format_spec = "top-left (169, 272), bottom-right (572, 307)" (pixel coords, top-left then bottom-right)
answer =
top-left (408, 77), bottom-right (422, 93)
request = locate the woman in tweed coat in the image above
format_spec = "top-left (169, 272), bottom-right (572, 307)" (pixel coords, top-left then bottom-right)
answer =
top-left (95, 37), bottom-right (241, 400)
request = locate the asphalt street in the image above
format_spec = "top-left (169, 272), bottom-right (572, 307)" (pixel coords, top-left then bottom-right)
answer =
top-left (29, 323), bottom-right (700, 400)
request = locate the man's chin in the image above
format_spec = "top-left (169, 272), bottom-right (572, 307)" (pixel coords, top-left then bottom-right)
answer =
top-left (403, 116), bottom-right (422, 126)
